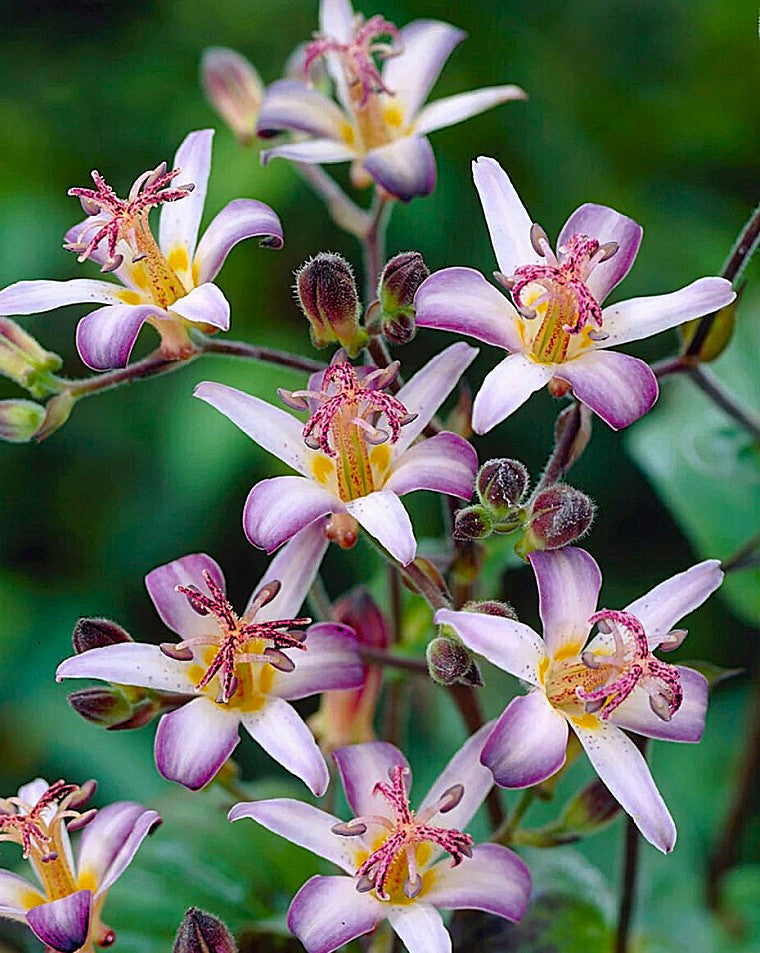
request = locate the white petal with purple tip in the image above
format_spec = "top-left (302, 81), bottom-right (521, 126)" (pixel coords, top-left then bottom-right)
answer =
top-left (247, 520), bottom-right (329, 622)
top-left (0, 278), bottom-right (126, 315)
top-left (244, 476), bottom-right (338, 553)
top-left (257, 80), bottom-right (348, 140)
top-left (384, 432), bottom-right (477, 501)
top-left (194, 199), bottom-right (284, 285)
top-left (76, 304), bottom-right (157, 371)
top-left (56, 643), bottom-right (194, 695)
top-left (275, 622), bottom-right (363, 700)
top-left (333, 741), bottom-right (411, 818)
top-left (145, 552), bottom-right (225, 640)
top-left (320, 0), bottom-right (355, 44)
top-left (611, 666), bottom-right (708, 743)
top-left (387, 903), bottom-right (451, 953)
top-left (170, 282), bottom-right (230, 331)
top-left (0, 870), bottom-right (40, 918)
top-left (415, 85), bottom-right (527, 135)
top-left (154, 698), bottom-right (240, 791)
top-left (159, 129), bottom-right (214, 263)
top-left (26, 890), bottom-right (91, 953)
top-left (472, 157), bottom-right (537, 275)
top-left (471, 353), bottom-right (554, 434)
top-left (482, 691), bottom-right (568, 788)
top-left (77, 802), bottom-right (160, 895)
top-left (529, 548), bottom-right (601, 656)
top-left (288, 875), bottom-right (382, 953)
top-left (363, 136), bottom-right (436, 203)
top-left (262, 139), bottom-right (356, 166)
top-left (345, 489), bottom-right (416, 565)
top-left (382, 20), bottom-right (465, 120)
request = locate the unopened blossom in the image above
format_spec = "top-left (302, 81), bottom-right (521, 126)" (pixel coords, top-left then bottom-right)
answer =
top-left (229, 726), bottom-right (530, 953)
top-left (437, 547), bottom-right (724, 851)
top-left (0, 777), bottom-right (159, 953)
top-left (56, 523), bottom-right (362, 795)
top-left (195, 342), bottom-right (479, 566)
top-left (415, 157), bottom-right (736, 431)
top-left (255, 0), bottom-right (526, 202)
top-left (0, 130), bottom-right (283, 371)
top-left (202, 48), bottom-right (265, 146)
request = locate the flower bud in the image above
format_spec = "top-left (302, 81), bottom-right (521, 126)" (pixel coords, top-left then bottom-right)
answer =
top-left (295, 253), bottom-right (368, 357)
top-left (72, 617), bottom-right (133, 654)
top-left (453, 505), bottom-right (493, 540)
top-left (173, 907), bottom-right (237, 953)
top-left (35, 391), bottom-right (76, 441)
top-left (427, 636), bottom-right (482, 687)
top-left (560, 779), bottom-right (620, 835)
top-left (377, 251), bottom-right (429, 345)
top-left (516, 484), bottom-right (595, 557)
top-left (0, 318), bottom-right (62, 396)
top-left (67, 686), bottom-right (134, 728)
top-left (463, 600), bottom-right (518, 621)
top-left (201, 48), bottom-right (264, 147)
top-left (476, 458), bottom-right (529, 517)
top-left (0, 399), bottom-right (45, 443)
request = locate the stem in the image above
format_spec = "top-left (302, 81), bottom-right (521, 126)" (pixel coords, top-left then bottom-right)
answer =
top-left (400, 560), bottom-right (451, 611)
top-left (688, 364), bottom-right (760, 444)
top-left (360, 648), bottom-right (428, 675)
top-left (389, 566), bottom-right (402, 644)
top-left (294, 162), bottom-right (371, 239)
top-left (198, 335), bottom-right (326, 374)
top-left (493, 788), bottom-right (536, 845)
top-left (614, 737), bottom-right (648, 953)
top-left (361, 192), bottom-right (392, 303)
top-left (449, 684), bottom-right (505, 829)
top-left (722, 529), bottom-right (760, 573)
top-left (535, 400), bottom-right (590, 494)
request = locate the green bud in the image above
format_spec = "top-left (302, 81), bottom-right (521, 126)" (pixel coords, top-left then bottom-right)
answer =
top-left (0, 318), bottom-right (62, 397)
top-left (476, 458), bottom-right (529, 517)
top-left (453, 504), bottom-right (493, 540)
top-left (295, 253), bottom-right (368, 357)
top-left (174, 908), bottom-right (238, 953)
top-left (0, 399), bottom-right (45, 443)
top-left (35, 391), bottom-right (76, 441)
top-left (560, 779), bottom-right (620, 835)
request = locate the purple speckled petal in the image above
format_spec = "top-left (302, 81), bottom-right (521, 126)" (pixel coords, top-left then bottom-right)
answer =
top-left (382, 20), bottom-right (465, 120)
top-left (170, 282), bottom-right (229, 331)
top-left (611, 666), bottom-right (708, 743)
top-left (553, 350), bottom-right (658, 430)
top-left (333, 741), bottom-right (410, 819)
top-left (414, 267), bottom-right (521, 351)
top-left (0, 278), bottom-right (125, 315)
top-left (345, 489), bottom-right (416, 566)
top-left (528, 548), bottom-right (601, 656)
top-left (384, 432), bottom-right (477, 501)
top-left (288, 875), bottom-right (382, 953)
top-left (363, 136), bottom-right (436, 203)
top-left (472, 157), bottom-right (537, 275)
top-left (0, 870), bottom-right (40, 919)
top-left (425, 843), bottom-right (531, 922)
top-left (77, 802), bottom-right (161, 896)
top-left (482, 692), bottom-right (568, 788)
top-left (76, 304), bottom-right (157, 371)
top-left (154, 698), bottom-right (240, 791)
top-left (471, 353), bottom-right (553, 434)
top-left (261, 139), bottom-right (356, 166)
top-left (257, 79), bottom-right (347, 140)
top-left (159, 129), bottom-right (214, 263)
top-left (194, 199), bottom-right (283, 284)
top-left (416, 85), bottom-right (527, 135)
top-left (274, 622), bottom-right (363, 700)
top-left (26, 891), bottom-right (91, 953)
top-left (145, 552), bottom-right (226, 640)
top-left (56, 643), bottom-right (193, 695)
top-left (558, 204), bottom-right (642, 302)
top-left (243, 476), bottom-right (338, 553)
top-left (387, 903), bottom-right (451, 953)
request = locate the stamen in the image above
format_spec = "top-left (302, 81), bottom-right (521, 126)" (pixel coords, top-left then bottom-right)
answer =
top-left (659, 628), bottom-right (688, 652)
top-left (530, 223), bottom-right (551, 258)
top-left (0, 780), bottom-right (94, 862)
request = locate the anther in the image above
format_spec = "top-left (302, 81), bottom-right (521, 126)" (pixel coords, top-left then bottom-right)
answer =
top-left (404, 873), bottom-right (423, 899)
top-left (332, 820), bottom-right (368, 837)
top-left (278, 388), bottom-right (310, 411)
top-left (40, 851), bottom-right (59, 864)
top-left (356, 875), bottom-right (375, 893)
top-left (581, 650), bottom-right (602, 669)
top-left (659, 628), bottom-right (688, 652)
top-left (530, 223), bottom-right (551, 257)
top-left (596, 617), bottom-right (614, 634)
top-left (494, 271), bottom-right (516, 290)
top-left (252, 580), bottom-right (281, 609)
top-left (597, 241), bottom-right (619, 262)
top-left (67, 808), bottom-right (97, 832)
top-left (438, 784), bottom-right (465, 813)
top-left (160, 642), bottom-right (195, 662)
top-left (262, 647), bottom-right (295, 672)
top-left (649, 691), bottom-right (673, 721)
top-left (175, 585), bottom-right (211, 616)
top-left (587, 329), bottom-right (609, 342)
top-left (68, 779), bottom-right (97, 810)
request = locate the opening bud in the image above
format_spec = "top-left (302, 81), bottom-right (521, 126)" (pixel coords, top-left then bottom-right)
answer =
top-left (427, 636), bottom-right (482, 687)
top-left (73, 617), bottom-right (133, 654)
top-left (201, 48), bottom-right (264, 147)
top-left (516, 484), bottom-right (595, 557)
top-left (377, 251), bottom-right (429, 345)
top-left (453, 505), bottom-right (493, 541)
top-left (476, 458), bottom-right (529, 517)
top-left (295, 253), bottom-right (368, 357)
top-left (463, 600), bottom-right (518, 621)
top-left (0, 399), bottom-right (45, 443)
top-left (0, 318), bottom-right (62, 396)
top-left (173, 907), bottom-right (238, 953)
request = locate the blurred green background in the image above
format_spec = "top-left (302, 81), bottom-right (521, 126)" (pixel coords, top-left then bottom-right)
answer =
top-left (0, 0), bottom-right (758, 950)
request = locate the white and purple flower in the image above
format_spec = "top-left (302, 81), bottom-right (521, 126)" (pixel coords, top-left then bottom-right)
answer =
top-left (256, 0), bottom-right (526, 202)
top-left (56, 523), bottom-right (362, 796)
top-left (229, 725), bottom-right (531, 953)
top-left (194, 342), bottom-right (479, 566)
top-left (0, 777), bottom-right (159, 953)
top-left (415, 157), bottom-right (736, 431)
top-left (436, 547), bottom-right (725, 852)
top-left (0, 129), bottom-right (283, 371)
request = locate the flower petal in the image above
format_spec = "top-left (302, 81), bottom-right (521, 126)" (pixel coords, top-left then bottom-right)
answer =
top-left (247, 520), bottom-right (329, 621)
top-left (320, 0), bottom-right (355, 43)
top-left (288, 875), bottom-right (382, 953)
top-left (154, 697), bottom-right (240, 791)
top-left (528, 547), bottom-right (601, 656)
top-left (571, 718), bottom-right (676, 852)
top-left (394, 341), bottom-right (479, 452)
top-left (77, 802), bottom-right (161, 896)
top-left (482, 691), bottom-right (568, 788)
top-left (229, 799), bottom-right (357, 873)
top-left (363, 136), bottom-right (436, 203)
top-left (414, 267), bottom-right (521, 351)
top-left (240, 696), bottom-right (329, 795)
top-left (624, 559), bottom-right (724, 649)
top-left (56, 643), bottom-right (192, 694)
top-left (425, 843), bottom-right (530, 922)
top-left (26, 891), bottom-right (91, 953)
top-left (0, 278), bottom-right (124, 314)
top-left (76, 304), bottom-right (156, 371)
top-left (345, 489), bottom-right (416, 566)
top-left (434, 608), bottom-right (546, 685)
top-left (415, 85), bottom-right (527, 136)
top-left (0, 870), bottom-right (40, 919)
top-left (170, 282), bottom-right (229, 331)
top-left (554, 350), bottom-right (658, 430)
top-left (384, 432), bottom-right (477, 501)
top-left (611, 666), bottom-right (708, 743)
top-left (600, 277), bottom-right (736, 348)
top-left (64, 219), bottom-right (141, 290)
top-left (145, 552), bottom-right (226, 639)
top-left (558, 204), bottom-right (642, 302)
top-left (159, 129), bottom-right (214, 263)
top-left (471, 353), bottom-right (553, 434)
top-left (194, 382), bottom-right (313, 475)
top-left (383, 20), bottom-right (465, 120)
top-left (194, 199), bottom-right (284, 285)
top-left (274, 622), bottom-right (362, 700)
top-left (261, 139), bottom-right (356, 166)
top-left (472, 157), bottom-right (536, 275)
top-left (387, 903), bottom-right (451, 953)
top-left (244, 476), bottom-right (337, 553)
top-left (333, 741), bottom-right (410, 818)
top-left (257, 79), bottom-right (348, 140)
top-left (419, 721), bottom-right (496, 830)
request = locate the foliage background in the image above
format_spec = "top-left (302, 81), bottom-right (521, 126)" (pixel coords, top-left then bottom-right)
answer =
top-left (0, 0), bottom-right (758, 951)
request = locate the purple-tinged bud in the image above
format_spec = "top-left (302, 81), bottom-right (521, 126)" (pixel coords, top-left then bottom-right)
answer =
top-left (0, 318), bottom-right (62, 396)
top-left (560, 779), bottom-right (621, 836)
top-left (427, 636), bottom-right (482, 687)
top-left (325, 512), bottom-right (360, 550)
top-left (0, 399), bottom-right (45, 443)
top-left (516, 484), bottom-right (595, 557)
top-left (463, 599), bottom-right (518, 621)
top-left (67, 687), bottom-right (134, 728)
top-left (295, 253), bottom-right (368, 357)
top-left (476, 458), bottom-right (529, 517)
top-left (377, 251), bottom-right (429, 345)
top-left (201, 48), bottom-right (264, 147)
top-left (453, 505), bottom-right (493, 541)
top-left (173, 907), bottom-right (238, 953)
top-left (73, 617), bottom-right (133, 654)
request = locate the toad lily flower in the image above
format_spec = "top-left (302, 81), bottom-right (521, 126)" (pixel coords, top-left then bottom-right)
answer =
top-left (0, 129), bottom-right (283, 371)
top-left (256, 0), bottom-right (525, 202)
top-left (415, 157), bottom-right (736, 430)
top-left (195, 343), bottom-right (478, 566)
top-left (0, 777), bottom-right (159, 953)
top-left (437, 547), bottom-right (725, 852)
top-left (56, 523), bottom-right (363, 795)
top-left (229, 725), bottom-right (530, 953)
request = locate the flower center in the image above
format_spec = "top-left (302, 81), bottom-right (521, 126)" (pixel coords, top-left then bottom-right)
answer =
top-left (160, 572), bottom-right (311, 706)
top-left (332, 764), bottom-right (472, 902)
top-left (500, 226), bottom-right (619, 364)
top-left (0, 780), bottom-right (97, 902)
top-left (281, 361), bottom-right (416, 503)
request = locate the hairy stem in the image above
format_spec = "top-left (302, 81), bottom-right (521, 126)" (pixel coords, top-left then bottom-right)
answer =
top-left (535, 400), bottom-right (591, 494)
top-left (198, 335), bottom-right (326, 373)
top-left (361, 648), bottom-right (428, 674)
top-left (362, 192), bottom-right (392, 304)
top-left (614, 737), bottom-right (648, 953)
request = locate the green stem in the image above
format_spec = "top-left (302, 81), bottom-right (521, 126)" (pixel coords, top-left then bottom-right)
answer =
top-left (362, 192), bottom-right (392, 303)
top-left (614, 737), bottom-right (648, 953)
top-left (493, 788), bottom-right (537, 844)
top-left (293, 162), bottom-right (371, 239)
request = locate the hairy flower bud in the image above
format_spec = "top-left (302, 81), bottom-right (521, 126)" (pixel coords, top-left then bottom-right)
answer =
top-left (173, 907), bottom-right (238, 953)
top-left (295, 253), bottom-right (368, 357)
top-left (0, 399), bottom-right (45, 443)
top-left (516, 484), bottom-right (595, 557)
top-left (476, 458), bottom-right (529, 517)
top-left (0, 318), bottom-right (62, 396)
top-left (427, 636), bottom-right (482, 687)
top-left (35, 391), bottom-right (76, 442)
top-left (67, 686), bottom-right (134, 728)
top-left (453, 505), bottom-right (493, 540)
top-left (377, 251), bottom-right (429, 345)
top-left (72, 617), bottom-right (133, 654)
top-left (463, 599), bottom-right (518, 620)
top-left (202, 48), bottom-right (264, 147)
